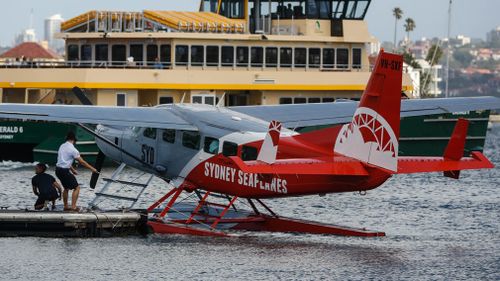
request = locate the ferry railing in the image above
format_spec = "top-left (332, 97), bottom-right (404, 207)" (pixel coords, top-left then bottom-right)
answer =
top-left (0, 60), bottom-right (382, 72)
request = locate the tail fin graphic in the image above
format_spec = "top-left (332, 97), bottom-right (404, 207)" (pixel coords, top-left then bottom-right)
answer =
top-left (334, 50), bottom-right (403, 171)
top-left (257, 120), bottom-right (282, 164)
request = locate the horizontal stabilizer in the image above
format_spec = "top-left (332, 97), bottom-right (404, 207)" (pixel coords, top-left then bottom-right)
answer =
top-left (397, 152), bottom-right (494, 174)
top-left (230, 156), bottom-right (369, 176)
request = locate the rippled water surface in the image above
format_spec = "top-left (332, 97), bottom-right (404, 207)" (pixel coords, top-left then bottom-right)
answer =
top-left (0, 125), bottom-right (499, 280)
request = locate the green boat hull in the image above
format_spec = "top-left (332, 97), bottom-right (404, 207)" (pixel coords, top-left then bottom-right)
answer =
top-left (298, 110), bottom-right (491, 156)
top-left (0, 110), bottom-right (492, 164)
top-left (0, 121), bottom-right (99, 164)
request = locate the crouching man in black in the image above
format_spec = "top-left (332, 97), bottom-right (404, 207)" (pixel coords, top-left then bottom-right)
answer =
top-left (32, 163), bottom-right (62, 210)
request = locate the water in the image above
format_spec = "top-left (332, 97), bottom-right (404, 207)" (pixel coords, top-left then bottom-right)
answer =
top-left (0, 125), bottom-right (499, 280)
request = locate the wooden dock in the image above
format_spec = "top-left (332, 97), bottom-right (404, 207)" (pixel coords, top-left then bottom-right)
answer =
top-left (0, 210), bottom-right (148, 238)
top-left (489, 115), bottom-right (500, 123)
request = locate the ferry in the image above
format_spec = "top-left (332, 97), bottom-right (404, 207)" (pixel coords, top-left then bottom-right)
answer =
top-left (0, 0), bottom-right (491, 163)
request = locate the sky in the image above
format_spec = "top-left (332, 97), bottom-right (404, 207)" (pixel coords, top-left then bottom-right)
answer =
top-left (1, 0), bottom-right (499, 46)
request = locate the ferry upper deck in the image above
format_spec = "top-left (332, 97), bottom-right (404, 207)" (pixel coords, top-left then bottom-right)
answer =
top-left (0, 0), bottom-right (414, 107)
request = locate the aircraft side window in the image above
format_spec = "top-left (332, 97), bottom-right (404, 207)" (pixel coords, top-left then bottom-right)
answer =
top-left (182, 131), bottom-right (200, 150)
top-left (241, 146), bottom-right (258, 161)
top-left (222, 141), bottom-right (238, 157)
top-left (143, 128), bottom-right (157, 139)
top-left (204, 137), bottom-right (219, 154)
top-left (162, 129), bottom-right (176, 143)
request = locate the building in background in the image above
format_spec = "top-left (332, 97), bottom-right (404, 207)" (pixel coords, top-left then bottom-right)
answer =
top-left (486, 26), bottom-right (500, 45)
top-left (44, 14), bottom-right (64, 53)
top-left (0, 42), bottom-right (61, 64)
top-left (14, 29), bottom-right (37, 45)
top-left (416, 59), bottom-right (442, 96)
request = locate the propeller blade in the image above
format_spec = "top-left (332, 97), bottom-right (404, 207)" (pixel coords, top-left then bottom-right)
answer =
top-left (90, 150), bottom-right (105, 189)
top-left (72, 86), bottom-right (93, 106)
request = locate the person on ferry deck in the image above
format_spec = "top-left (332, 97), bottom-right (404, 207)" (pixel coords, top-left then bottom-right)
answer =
top-left (55, 132), bottom-right (98, 211)
top-left (32, 163), bottom-right (62, 210)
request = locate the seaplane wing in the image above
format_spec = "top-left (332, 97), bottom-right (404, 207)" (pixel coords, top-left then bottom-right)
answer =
top-left (229, 96), bottom-right (500, 128)
top-left (0, 104), bottom-right (197, 130)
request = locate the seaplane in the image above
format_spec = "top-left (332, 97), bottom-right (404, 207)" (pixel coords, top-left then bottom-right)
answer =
top-left (0, 50), bottom-right (499, 237)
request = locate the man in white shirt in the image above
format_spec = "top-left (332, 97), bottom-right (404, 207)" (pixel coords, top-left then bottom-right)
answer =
top-left (56, 132), bottom-right (98, 211)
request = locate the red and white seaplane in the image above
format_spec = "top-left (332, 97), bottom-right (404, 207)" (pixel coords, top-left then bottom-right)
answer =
top-left (0, 50), bottom-right (497, 237)
top-left (144, 51), bottom-right (495, 237)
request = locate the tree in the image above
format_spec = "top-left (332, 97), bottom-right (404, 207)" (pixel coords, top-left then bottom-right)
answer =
top-left (426, 44), bottom-right (443, 66)
top-left (392, 7), bottom-right (403, 50)
top-left (404, 18), bottom-right (416, 42)
top-left (453, 48), bottom-right (474, 68)
top-left (403, 51), bottom-right (421, 69)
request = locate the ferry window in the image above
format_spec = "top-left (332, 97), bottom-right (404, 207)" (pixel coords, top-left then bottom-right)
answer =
top-left (159, 96), bottom-right (174, 104)
top-left (251, 47), bottom-right (263, 67)
top-left (175, 45), bottom-right (189, 66)
top-left (130, 44), bottom-right (144, 64)
top-left (162, 129), bottom-right (176, 143)
top-left (143, 128), bottom-right (157, 139)
top-left (112, 45), bottom-right (126, 65)
top-left (206, 45), bottom-right (219, 66)
top-left (280, 48), bottom-right (292, 68)
top-left (203, 0), bottom-right (219, 13)
top-left (306, 0), bottom-right (331, 19)
top-left (221, 46), bottom-right (234, 67)
top-left (308, 97), bottom-right (321, 103)
top-left (242, 146), bottom-right (258, 161)
top-left (323, 48), bottom-right (335, 68)
top-left (68, 45), bottom-right (79, 61)
top-left (294, 97), bottom-right (307, 104)
top-left (116, 93), bottom-right (127, 106)
top-left (160, 44), bottom-right (171, 66)
top-left (204, 137), bottom-right (219, 154)
top-left (81, 44), bottom-right (92, 61)
top-left (191, 45), bottom-right (204, 66)
top-left (352, 48), bottom-right (362, 69)
top-left (265, 47), bottom-right (278, 67)
top-left (95, 44), bottom-right (108, 62)
top-left (192, 96), bottom-right (203, 104)
top-left (279, 97), bottom-right (293, 104)
top-left (309, 48), bottom-right (320, 68)
top-left (222, 141), bottom-right (238, 157)
top-left (236, 47), bottom-right (249, 67)
top-left (182, 131), bottom-right (201, 150)
top-left (294, 48), bottom-right (307, 68)
top-left (146, 44), bottom-right (158, 65)
top-left (205, 96), bottom-right (215, 105)
top-left (322, 97), bottom-right (335, 103)
top-left (220, 0), bottom-right (245, 19)
top-left (337, 48), bottom-right (349, 69)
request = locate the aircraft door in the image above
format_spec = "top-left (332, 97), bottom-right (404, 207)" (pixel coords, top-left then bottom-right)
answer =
top-left (120, 127), bottom-right (158, 171)
top-left (155, 129), bottom-right (176, 175)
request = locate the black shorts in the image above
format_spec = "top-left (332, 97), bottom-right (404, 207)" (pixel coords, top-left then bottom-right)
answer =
top-left (35, 195), bottom-right (57, 207)
top-left (55, 167), bottom-right (79, 190)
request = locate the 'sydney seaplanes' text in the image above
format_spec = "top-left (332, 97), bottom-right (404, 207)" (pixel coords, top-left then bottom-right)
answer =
top-left (204, 162), bottom-right (287, 194)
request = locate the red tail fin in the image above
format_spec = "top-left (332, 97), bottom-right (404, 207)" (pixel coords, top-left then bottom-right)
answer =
top-left (443, 118), bottom-right (469, 179)
top-left (334, 50), bottom-right (403, 171)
